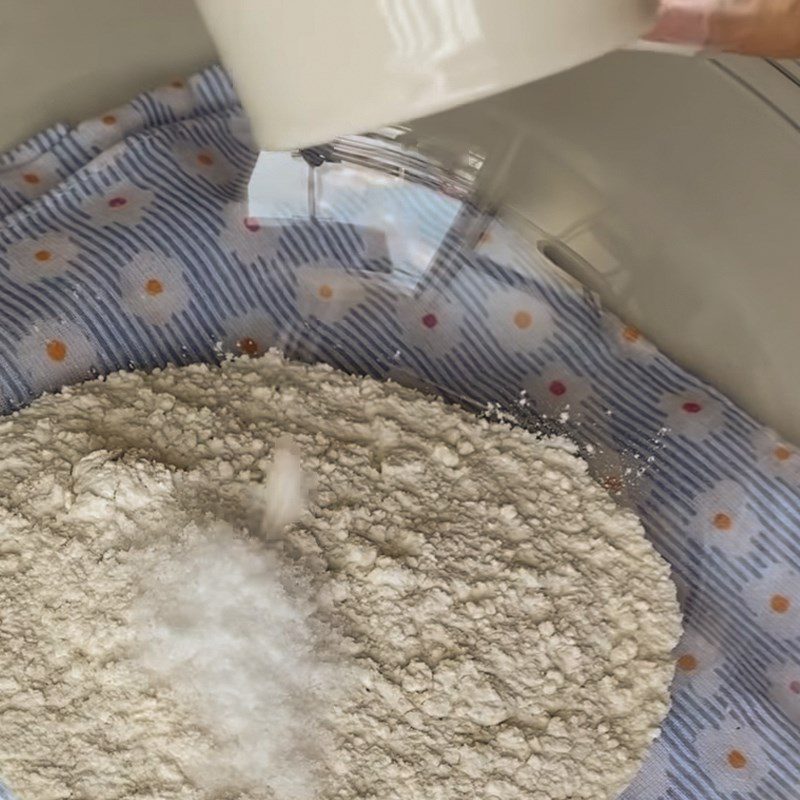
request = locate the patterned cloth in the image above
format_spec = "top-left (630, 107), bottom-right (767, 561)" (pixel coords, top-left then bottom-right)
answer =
top-left (0, 66), bottom-right (798, 800)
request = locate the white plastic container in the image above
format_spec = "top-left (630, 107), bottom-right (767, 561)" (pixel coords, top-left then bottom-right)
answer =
top-left (196, 0), bottom-right (659, 150)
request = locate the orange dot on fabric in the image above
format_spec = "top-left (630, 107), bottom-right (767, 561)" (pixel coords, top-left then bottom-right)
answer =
top-left (771, 594), bottom-right (791, 614)
top-left (318, 284), bottom-right (334, 300)
top-left (237, 337), bottom-right (259, 357)
top-left (623, 326), bottom-right (641, 343)
top-left (101, 114), bottom-right (117, 125)
top-left (713, 513), bottom-right (733, 531)
top-left (727, 750), bottom-right (747, 770)
top-left (46, 340), bottom-right (67, 362)
top-left (677, 654), bottom-right (698, 672)
top-left (513, 310), bottom-right (533, 330)
top-left (775, 446), bottom-right (792, 462)
top-left (34, 249), bottom-right (52, 262)
top-left (145, 278), bottom-right (163, 296)
top-left (22, 173), bottom-right (40, 184)
top-left (197, 152), bottom-right (214, 166)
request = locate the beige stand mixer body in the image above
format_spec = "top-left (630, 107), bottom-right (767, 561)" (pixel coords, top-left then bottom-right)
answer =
top-left (192, 1), bottom-right (800, 443)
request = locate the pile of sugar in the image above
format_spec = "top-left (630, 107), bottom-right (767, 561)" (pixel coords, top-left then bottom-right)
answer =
top-left (0, 351), bottom-right (681, 800)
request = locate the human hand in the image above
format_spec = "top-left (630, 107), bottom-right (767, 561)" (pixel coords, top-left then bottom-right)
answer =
top-left (646, 0), bottom-right (800, 58)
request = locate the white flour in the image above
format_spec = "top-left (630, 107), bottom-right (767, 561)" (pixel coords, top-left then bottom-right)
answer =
top-left (0, 351), bottom-right (681, 800)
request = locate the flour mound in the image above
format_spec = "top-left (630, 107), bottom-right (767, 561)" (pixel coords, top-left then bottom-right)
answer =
top-left (0, 352), bottom-right (681, 800)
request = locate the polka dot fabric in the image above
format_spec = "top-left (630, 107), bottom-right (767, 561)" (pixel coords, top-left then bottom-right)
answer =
top-left (0, 66), bottom-right (799, 800)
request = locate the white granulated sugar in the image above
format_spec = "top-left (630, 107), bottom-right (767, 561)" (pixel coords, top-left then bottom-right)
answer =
top-left (0, 351), bottom-right (682, 800)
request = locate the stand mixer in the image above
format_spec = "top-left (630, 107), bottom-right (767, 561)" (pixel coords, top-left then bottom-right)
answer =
top-left (196, 0), bottom-right (800, 443)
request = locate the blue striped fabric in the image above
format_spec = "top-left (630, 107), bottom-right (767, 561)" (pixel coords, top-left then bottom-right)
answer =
top-left (0, 65), bottom-right (798, 800)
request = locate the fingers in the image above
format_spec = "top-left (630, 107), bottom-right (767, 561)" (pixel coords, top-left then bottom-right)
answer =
top-left (646, 0), bottom-right (800, 58)
top-left (709, 0), bottom-right (800, 57)
top-left (647, 0), bottom-right (714, 49)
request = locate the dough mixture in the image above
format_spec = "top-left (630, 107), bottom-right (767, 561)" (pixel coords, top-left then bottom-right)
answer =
top-left (0, 352), bottom-right (681, 800)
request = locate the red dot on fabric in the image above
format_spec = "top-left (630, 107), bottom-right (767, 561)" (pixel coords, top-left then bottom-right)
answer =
top-left (244, 217), bottom-right (260, 232)
top-left (549, 380), bottom-right (567, 397)
top-left (422, 313), bottom-right (438, 329)
top-left (22, 173), bottom-right (40, 184)
top-left (197, 152), bottom-right (214, 166)
top-left (790, 680), bottom-right (800, 695)
top-left (682, 401), bottom-right (702, 414)
top-left (108, 196), bottom-right (127, 208)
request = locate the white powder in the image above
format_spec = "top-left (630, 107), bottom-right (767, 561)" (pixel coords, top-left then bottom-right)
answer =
top-left (0, 351), bottom-right (681, 800)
